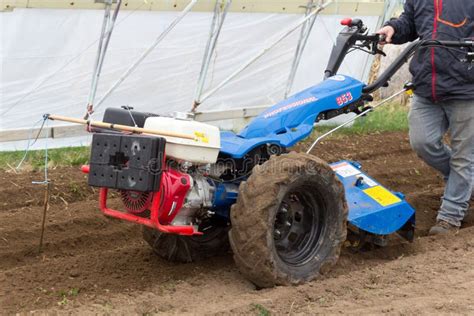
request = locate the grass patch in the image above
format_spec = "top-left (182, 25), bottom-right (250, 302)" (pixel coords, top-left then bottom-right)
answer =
top-left (314, 103), bottom-right (409, 136)
top-left (0, 146), bottom-right (90, 171)
top-left (57, 288), bottom-right (80, 306)
top-left (251, 303), bottom-right (271, 316)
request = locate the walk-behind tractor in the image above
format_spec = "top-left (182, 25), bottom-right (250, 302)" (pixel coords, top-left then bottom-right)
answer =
top-left (53, 19), bottom-right (474, 288)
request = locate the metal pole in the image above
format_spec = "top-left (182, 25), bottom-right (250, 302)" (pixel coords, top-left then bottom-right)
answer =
top-left (192, 0), bottom-right (232, 112)
top-left (306, 88), bottom-right (408, 154)
top-left (38, 182), bottom-right (50, 253)
top-left (284, 0), bottom-right (321, 98)
top-left (93, 0), bottom-right (122, 99)
top-left (92, 0), bottom-right (199, 114)
top-left (86, 0), bottom-right (123, 118)
top-left (198, 0), bottom-right (333, 105)
top-left (86, 0), bottom-right (113, 115)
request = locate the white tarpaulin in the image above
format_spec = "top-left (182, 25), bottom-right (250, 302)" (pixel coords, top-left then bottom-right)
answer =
top-left (0, 8), bottom-right (379, 150)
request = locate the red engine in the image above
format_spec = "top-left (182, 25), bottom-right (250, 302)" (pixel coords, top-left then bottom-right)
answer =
top-left (83, 132), bottom-right (200, 236)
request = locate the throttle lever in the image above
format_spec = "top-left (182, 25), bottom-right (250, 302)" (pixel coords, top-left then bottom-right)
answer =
top-left (374, 45), bottom-right (386, 56)
top-left (373, 34), bottom-right (386, 56)
top-left (376, 48), bottom-right (387, 57)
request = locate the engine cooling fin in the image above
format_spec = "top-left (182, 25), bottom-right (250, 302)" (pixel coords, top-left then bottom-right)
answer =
top-left (120, 190), bottom-right (153, 214)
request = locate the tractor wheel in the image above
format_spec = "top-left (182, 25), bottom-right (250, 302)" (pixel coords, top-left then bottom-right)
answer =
top-left (229, 152), bottom-right (347, 288)
top-left (143, 220), bottom-right (229, 263)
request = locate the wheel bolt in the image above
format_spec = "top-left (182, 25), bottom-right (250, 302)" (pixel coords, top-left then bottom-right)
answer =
top-left (274, 229), bottom-right (282, 239)
top-left (285, 221), bottom-right (292, 227)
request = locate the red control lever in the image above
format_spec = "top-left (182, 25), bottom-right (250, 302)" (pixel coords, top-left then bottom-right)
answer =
top-left (340, 18), bottom-right (353, 26)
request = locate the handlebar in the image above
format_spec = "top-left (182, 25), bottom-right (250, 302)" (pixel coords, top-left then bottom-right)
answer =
top-left (324, 18), bottom-right (474, 94)
top-left (324, 21), bottom-right (385, 79)
top-left (362, 39), bottom-right (474, 93)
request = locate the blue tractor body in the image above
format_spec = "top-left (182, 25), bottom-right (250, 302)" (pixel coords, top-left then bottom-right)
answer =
top-left (220, 75), bottom-right (364, 158)
top-left (215, 75), bottom-right (415, 240)
top-left (331, 161), bottom-right (415, 238)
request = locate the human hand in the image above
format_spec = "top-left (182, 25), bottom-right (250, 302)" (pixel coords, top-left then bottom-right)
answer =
top-left (377, 25), bottom-right (395, 44)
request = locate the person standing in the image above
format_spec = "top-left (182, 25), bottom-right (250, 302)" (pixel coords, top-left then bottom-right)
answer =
top-left (377, 0), bottom-right (474, 234)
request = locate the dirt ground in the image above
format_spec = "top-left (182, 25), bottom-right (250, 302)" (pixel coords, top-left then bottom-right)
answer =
top-left (1, 132), bottom-right (473, 315)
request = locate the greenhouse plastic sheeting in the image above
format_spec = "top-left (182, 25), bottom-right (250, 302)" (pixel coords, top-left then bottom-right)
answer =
top-left (0, 8), bottom-right (379, 149)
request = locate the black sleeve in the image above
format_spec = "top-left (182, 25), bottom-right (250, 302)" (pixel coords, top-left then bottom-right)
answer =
top-left (384, 0), bottom-right (419, 44)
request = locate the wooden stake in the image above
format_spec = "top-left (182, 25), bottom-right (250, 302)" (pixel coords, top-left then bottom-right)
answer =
top-left (47, 114), bottom-right (197, 141)
top-left (38, 182), bottom-right (50, 253)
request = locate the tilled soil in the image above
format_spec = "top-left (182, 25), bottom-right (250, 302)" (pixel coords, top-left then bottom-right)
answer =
top-left (1, 132), bottom-right (473, 315)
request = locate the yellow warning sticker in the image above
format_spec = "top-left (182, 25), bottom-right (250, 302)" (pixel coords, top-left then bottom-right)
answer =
top-left (363, 186), bottom-right (401, 207)
top-left (194, 132), bottom-right (209, 144)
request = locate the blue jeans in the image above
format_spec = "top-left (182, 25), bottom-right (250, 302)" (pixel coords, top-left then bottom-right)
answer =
top-left (409, 95), bottom-right (474, 227)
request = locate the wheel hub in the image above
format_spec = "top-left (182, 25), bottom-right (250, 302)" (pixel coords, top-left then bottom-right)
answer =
top-left (273, 191), bottom-right (324, 266)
